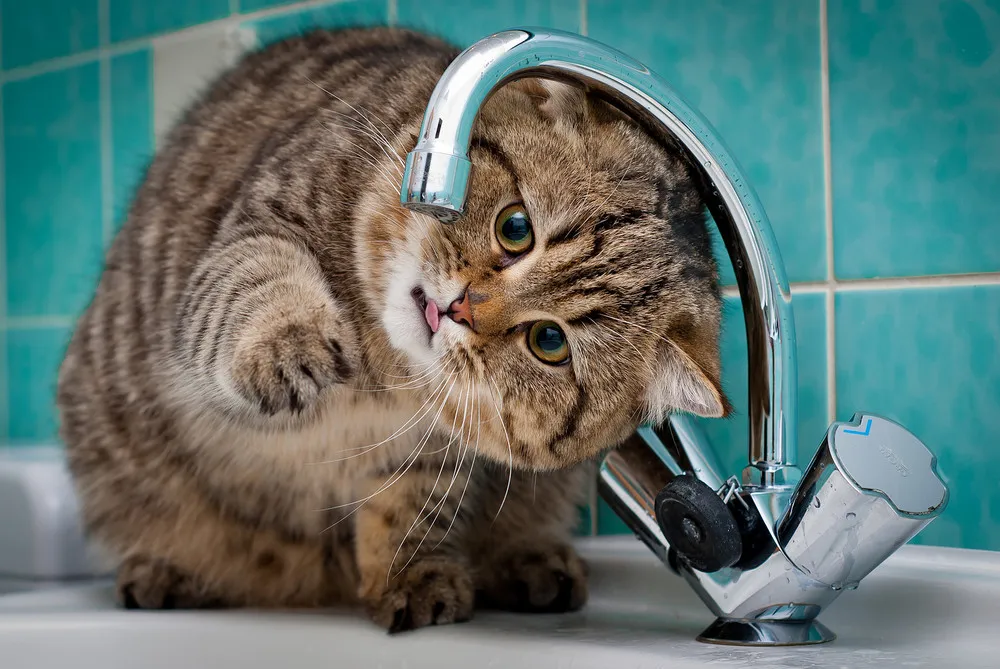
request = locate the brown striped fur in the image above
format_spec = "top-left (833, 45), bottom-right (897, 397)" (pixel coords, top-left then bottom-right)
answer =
top-left (57, 27), bottom-right (726, 631)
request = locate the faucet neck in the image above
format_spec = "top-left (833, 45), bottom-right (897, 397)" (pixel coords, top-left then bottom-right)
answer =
top-left (400, 28), bottom-right (799, 482)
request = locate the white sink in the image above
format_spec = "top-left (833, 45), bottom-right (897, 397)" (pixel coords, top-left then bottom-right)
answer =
top-left (1, 537), bottom-right (996, 669)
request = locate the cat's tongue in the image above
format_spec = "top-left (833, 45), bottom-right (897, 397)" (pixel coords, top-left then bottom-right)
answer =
top-left (424, 300), bottom-right (440, 333)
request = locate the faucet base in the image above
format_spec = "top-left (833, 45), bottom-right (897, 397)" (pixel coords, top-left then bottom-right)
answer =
top-left (697, 619), bottom-right (836, 646)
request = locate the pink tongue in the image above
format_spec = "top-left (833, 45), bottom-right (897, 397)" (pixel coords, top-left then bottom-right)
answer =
top-left (424, 300), bottom-right (440, 333)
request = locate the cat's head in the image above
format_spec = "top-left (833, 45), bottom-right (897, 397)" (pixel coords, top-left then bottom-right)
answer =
top-left (366, 80), bottom-right (729, 470)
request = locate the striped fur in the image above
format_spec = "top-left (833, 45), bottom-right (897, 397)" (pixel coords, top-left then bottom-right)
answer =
top-left (56, 27), bottom-right (725, 631)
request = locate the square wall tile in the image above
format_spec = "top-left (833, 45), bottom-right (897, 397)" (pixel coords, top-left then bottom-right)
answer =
top-left (829, 0), bottom-right (1000, 278)
top-left (596, 498), bottom-right (630, 536)
top-left (0, 329), bottom-right (7, 441)
top-left (0, 0), bottom-right (99, 69)
top-left (396, 0), bottom-right (581, 47)
top-left (598, 291), bottom-right (829, 535)
top-left (109, 0), bottom-right (230, 43)
top-left (111, 49), bottom-right (154, 229)
top-left (6, 326), bottom-right (72, 443)
top-left (836, 286), bottom-right (1000, 551)
top-left (589, 0), bottom-right (826, 285)
top-left (250, 0), bottom-right (389, 46)
top-left (3, 63), bottom-right (105, 319)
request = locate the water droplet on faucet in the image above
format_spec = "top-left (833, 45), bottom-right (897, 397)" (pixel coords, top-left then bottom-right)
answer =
top-left (846, 512), bottom-right (857, 520)
top-left (813, 498), bottom-right (822, 509)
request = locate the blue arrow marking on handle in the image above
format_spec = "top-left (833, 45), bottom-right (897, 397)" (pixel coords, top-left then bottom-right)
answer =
top-left (843, 418), bottom-right (872, 436)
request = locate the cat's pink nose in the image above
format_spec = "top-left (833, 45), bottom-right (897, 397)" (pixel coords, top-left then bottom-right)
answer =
top-left (447, 289), bottom-right (475, 331)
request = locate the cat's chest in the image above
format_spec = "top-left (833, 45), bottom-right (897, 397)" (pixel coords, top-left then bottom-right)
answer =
top-left (198, 388), bottom-right (436, 526)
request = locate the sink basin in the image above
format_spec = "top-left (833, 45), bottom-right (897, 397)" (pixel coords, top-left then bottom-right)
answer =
top-left (1, 537), bottom-right (996, 668)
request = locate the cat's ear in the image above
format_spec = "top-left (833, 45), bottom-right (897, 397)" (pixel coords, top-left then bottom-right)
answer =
top-left (511, 78), bottom-right (588, 124)
top-left (643, 339), bottom-right (729, 422)
top-left (536, 79), bottom-right (588, 122)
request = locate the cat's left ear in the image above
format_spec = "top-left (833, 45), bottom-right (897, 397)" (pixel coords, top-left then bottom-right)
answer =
top-left (643, 339), bottom-right (730, 422)
top-left (535, 79), bottom-right (588, 122)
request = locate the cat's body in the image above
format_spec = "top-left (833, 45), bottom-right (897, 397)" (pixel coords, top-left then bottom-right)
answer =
top-left (57, 27), bottom-right (726, 630)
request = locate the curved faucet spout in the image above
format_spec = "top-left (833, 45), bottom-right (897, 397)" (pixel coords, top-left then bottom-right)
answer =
top-left (400, 27), bottom-right (798, 483)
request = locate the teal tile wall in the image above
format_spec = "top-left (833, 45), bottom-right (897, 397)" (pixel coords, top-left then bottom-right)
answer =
top-left (251, 0), bottom-right (388, 46)
top-left (108, 1), bottom-right (230, 43)
top-left (110, 49), bottom-right (154, 229)
top-left (589, 0), bottom-right (825, 286)
top-left (1, 1), bottom-right (998, 551)
top-left (829, 0), bottom-right (1000, 279)
top-left (836, 286), bottom-right (1000, 551)
top-left (396, 0), bottom-right (581, 47)
top-left (6, 326), bottom-right (72, 443)
top-left (4, 64), bottom-right (104, 318)
top-left (0, 0), bottom-right (99, 70)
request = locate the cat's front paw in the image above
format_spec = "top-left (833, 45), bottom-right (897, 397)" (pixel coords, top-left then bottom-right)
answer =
top-left (365, 559), bottom-right (475, 633)
top-left (479, 543), bottom-right (588, 613)
top-left (231, 305), bottom-right (357, 415)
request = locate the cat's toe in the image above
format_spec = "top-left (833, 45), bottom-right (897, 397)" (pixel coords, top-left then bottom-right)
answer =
top-left (366, 560), bottom-right (474, 633)
top-left (116, 555), bottom-right (221, 610)
top-left (480, 543), bottom-right (589, 613)
top-left (231, 316), bottom-right (356, 415)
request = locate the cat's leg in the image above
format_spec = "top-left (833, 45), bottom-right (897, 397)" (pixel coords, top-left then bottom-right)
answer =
top-left (173, 230), bottom-right (359, 418)
top-left (354, 445), bottom-right (478, 632)
top-left (97, 476), bottom-right (354, 610)
top-left (471, 464), bottom-right (590, 613)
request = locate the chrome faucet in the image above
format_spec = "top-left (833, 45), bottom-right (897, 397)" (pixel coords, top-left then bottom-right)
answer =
top-left (399, 28), bottom-right (949, 646)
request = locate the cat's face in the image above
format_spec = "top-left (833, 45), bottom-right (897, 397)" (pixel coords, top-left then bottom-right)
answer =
top-left (373, 81), bottom-right (728, 471)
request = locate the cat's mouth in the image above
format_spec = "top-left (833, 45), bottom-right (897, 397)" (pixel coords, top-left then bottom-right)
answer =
top-left (411, 286), bottom-right (443, 336)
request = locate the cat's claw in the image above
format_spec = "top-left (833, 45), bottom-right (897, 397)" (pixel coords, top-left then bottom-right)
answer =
top-left (231, 313), bottom-right (356, 416)
top-left (367, 560), bottom-right (475, 633)
top-left (478, 543), bottom-right (589, 613)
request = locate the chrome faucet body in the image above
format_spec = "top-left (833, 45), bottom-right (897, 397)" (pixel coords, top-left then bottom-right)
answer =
top-left (399, 28), bottom-right (948, 646)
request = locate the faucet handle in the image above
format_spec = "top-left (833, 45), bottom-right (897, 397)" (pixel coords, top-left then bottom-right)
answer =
top-left (829, 413), bottom-right (948, 517)
top-left (778, 413), bottom-right (949, 588)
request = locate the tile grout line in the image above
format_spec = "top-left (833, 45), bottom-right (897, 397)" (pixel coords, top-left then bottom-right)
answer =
top-left (0, 0), bottom-right (347, 84)
top-left (579, 0), bottom-right (588, 36)
top-left (820, 0), bottom-right (836, 424)
top-left (230, 0), bottom-right (241, 16)
top-left (719, 271), bottom-right (1000, 298)
top-left (99, 0), bottom-right (113, 247)
top-left (387, 0), bottom-right (398, 26)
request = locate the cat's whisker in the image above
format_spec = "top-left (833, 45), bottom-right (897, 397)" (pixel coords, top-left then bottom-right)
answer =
top-left (309, 368), bottom-right (449, 463)
top-left (589, 317), bottom-right (646, 361)
top-left (585, 149), bottom-right (637, 224)
top-left (485, 377), bottom-right (514, 522)
top-left (323, 126), bottom-right (402, 191)
top-left (599, 312), bottom-right (675, 348)
top-left (321, 117), bottom-right (405, 174)
top-left (318, 370), bottom-right (458, 532)
top-left (305, 75), bottom-right (400, 154)
top-left (434, 379), bottom-right (481, 550)
top-left (322, 116), bottom-right (404, 174)
top-left (387, 376), bottom-right (469, 581)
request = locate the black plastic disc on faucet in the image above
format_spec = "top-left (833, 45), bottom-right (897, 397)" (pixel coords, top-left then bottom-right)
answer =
top-left (654, 475), bottom-right (742, 573)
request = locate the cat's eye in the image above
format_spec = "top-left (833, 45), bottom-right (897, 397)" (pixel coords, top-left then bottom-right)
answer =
top-left (527, 321), bottom-right (570, 365)
top-left (495, 204), bottom-right (534, 255)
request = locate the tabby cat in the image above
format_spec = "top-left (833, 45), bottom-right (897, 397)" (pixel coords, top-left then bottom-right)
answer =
top-left (57, 27), bottom-right (728, 632)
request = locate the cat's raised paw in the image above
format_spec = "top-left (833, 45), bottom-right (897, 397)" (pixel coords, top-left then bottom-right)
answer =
top-left (480, 543), bottom-right (589, 613)
top-left (231, 311), bottom-right (356, 415)
top-left (116, 555), bottom-right (221, 610)
top-left (367, 560), bottom-right (475, 633)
